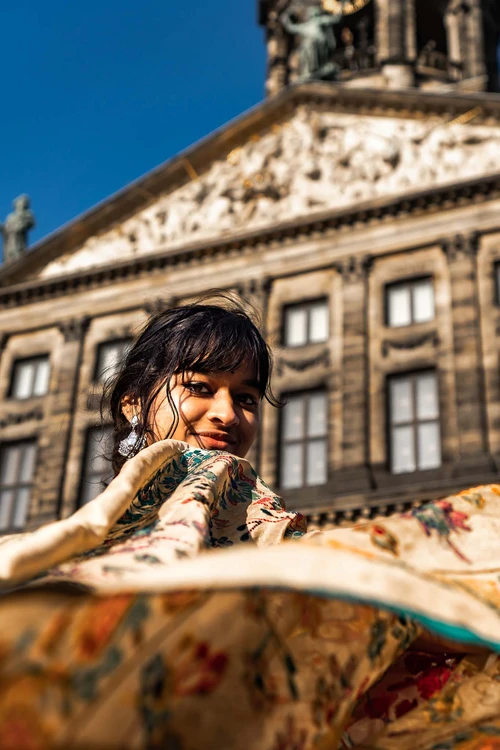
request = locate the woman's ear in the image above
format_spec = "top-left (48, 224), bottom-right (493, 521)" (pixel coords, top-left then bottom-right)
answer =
top-left (121, 396), bottom-right (140, 424)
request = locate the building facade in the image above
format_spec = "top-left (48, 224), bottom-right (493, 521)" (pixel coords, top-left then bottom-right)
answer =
top-left (0, 0), bottom-right (499, 533)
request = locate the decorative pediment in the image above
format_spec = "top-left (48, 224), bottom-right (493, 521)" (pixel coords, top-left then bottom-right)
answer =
top-left (14, 90), bottom-right (500, 282)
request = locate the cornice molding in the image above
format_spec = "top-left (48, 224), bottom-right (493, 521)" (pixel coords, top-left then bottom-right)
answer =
top-left (0, 172), bottom-right (499, 310)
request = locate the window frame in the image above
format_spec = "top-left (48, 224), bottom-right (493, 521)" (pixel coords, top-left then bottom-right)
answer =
top-left (278, 388), bottom-right (329, 491)
top-left (282, 298), bottom-right (329, 348)
top-left (387, 369), bottom-right (442, 475)
top-left (78, 425), bottom-right (114, 507)
top-left (384, 276), bottom-right (435, 328)
top-left (93, 338), bottom-right (131, 384)
top-left (0, 438), bottom-right (37, 532)
top-left (9, 354), bottom-right (51, 400)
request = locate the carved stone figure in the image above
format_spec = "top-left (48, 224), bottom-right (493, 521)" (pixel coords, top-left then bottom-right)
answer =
top-left (0, 195), bottom-right (35, 262)
top-left (280, 3), bottom-right (344, 81)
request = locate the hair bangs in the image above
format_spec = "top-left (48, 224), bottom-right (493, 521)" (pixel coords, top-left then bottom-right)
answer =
top-left (172, 311), bottom-right (268, 395)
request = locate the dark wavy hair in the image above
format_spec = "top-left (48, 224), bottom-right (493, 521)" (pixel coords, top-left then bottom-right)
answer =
top-left (105, 293), bottom-right (279, 475)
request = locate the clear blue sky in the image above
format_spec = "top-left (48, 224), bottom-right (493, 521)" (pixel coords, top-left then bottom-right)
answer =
top-left (0, 0), bottom-right (266, 247)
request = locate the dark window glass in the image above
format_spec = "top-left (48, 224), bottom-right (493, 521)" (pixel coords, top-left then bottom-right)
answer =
top-left (95, 340), bottom-right (131, 383)
top-left (283, 300), bottom-right (329, 347)
top-left (386, 278), bottom-right (435, 328)
top-left (280, 391), bottom-right (328, 489)
top-left (389, 371), bottom-right (441, 474)
top-left (0, 440), bottom-right (37, 531)
top-left (80, 426), bottom-right (114, 506)
top-left (10, 356), bottom-right (50, 399)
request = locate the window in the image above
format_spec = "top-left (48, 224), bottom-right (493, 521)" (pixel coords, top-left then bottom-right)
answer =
top-left (389, 371), bottom-right (441, 474)
top-left (0, 440), bottom-right (37, 531)
top-left (95, 339), bottom-right (131, 383)
top-left (283, 300), bottom-right (329, 347)
top-left (386, 278), bottom-right (435, 328)
top-left (80, 426), bottom-right (114, 506)
top-left (10, 356), bottom-right (50, 399)
top-left (280, 391), bottom-right (328, 490)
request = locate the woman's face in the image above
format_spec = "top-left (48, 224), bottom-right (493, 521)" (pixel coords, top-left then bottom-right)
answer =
top-left (140, 361), bottom-right (262, 458)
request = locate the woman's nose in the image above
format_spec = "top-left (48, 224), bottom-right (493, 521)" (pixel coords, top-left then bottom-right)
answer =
top-left (208, 391), bottom-right (239, 426)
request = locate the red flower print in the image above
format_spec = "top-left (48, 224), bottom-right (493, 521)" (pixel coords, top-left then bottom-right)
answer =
top-left (416, 666), bottom-right (451, 700)
top-left (174, 639), bottom-right (229, 696)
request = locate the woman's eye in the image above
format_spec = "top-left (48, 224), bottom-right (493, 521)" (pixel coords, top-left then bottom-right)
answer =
top-left (184, 382), bottom-right (210, 395)
top-left (238, 394), bottom-right (259, 408)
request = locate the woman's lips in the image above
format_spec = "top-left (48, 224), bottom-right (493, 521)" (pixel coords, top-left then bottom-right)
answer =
top-left (193, 432), bottom-right (236, 451)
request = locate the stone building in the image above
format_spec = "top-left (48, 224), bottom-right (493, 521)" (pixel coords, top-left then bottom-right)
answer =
top-left (0, 0), bottom-right (499, 534)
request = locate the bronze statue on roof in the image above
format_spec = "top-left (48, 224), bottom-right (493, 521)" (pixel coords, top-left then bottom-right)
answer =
top-left (280, 2), bottom-right (345, 81)
top-left (0, 195), bottom-right (35, 263)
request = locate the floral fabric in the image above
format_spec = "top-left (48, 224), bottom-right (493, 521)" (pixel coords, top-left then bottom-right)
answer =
top-left (1, 442), bottom-right (500, 748)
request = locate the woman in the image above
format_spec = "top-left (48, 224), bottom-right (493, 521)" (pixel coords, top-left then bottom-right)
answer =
top-left (1, 295), bottom-right (500, 750)
top-left (109, 296), bottom-right (277, 470)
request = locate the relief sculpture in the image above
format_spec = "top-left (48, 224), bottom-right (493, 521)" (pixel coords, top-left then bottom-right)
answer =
top-left (41, 108), bottom-right (500, 278)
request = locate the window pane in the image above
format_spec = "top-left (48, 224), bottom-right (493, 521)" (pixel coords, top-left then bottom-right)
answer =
top-left (412, 280), bottom-right (435, 323)
top-left (0, 445), bottom-right (21, 486)
top-left (281, 444), bottom-right (303, 490)
top-left (309, 303), bottom-right (329, 343)
top-left (81, 427), bottom-right (113, 505)
top-left (19, 443), bottom-right (37, 482)
top-left (283, 397), bottom-right (305, 441)
top-left (307, 392), bottom-right (327, 438)
top-left (97, 341), bottom-right (129, 382)
top-left (418, 422), bottom-right (441, 470)
top-left (285, 308), bottom-right (307, 347)
top-left (388, 285), bottom-right (411, 327)
top-left (390, 378), bottom-right (413, 425)
top-left (33, 358), bottom-right (50, 397)
top-left (391, 425), bottom-right (416, 474)
top-left (416, 372), bottom-right (439, 420)
top-left (306, 439), bottom-right (327, 486)
top-left (12, 362), bottom-right (34, 399)
top-left (0, 490), bottom-right (14, 530)
top-left (12, 487), bottom-right (31, 528)
top-left (86, 428), bottom-right (113, 479)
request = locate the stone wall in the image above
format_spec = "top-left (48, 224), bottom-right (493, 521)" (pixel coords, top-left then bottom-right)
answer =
top-left (2, 183), bottom-right (500, 530)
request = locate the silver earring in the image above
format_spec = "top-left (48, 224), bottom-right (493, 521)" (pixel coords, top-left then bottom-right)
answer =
top-left (119, 415), bottom-right (146, 458)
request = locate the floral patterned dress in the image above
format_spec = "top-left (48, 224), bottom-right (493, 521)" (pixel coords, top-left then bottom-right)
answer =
top-left (0, 441), bottom-right (500, 749)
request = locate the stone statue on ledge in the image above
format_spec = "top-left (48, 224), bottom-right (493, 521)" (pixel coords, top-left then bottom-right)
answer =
top-left (280, 2), bottom-right (344, 81)
top-left (0, 195), bottom-right (35, 263)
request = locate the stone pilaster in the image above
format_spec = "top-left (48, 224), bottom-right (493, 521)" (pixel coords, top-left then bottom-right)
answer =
top-left (334, 255), bottom-right (374, 493)
top-left (237, 277), bottom-right (272, 334)
top-left (442, 234), bottom-right (491, 473)
top-left (378, 0), bottom-right (415, 88)
top-left (36, 317), bottom-right (91, 518)
top-left (237, 277), bottom-right (272, 473)
top-left (445, 0), bottom-right (487, 84)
